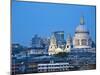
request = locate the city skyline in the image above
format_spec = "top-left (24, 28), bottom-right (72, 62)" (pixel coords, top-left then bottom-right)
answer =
top-left (12, 1), bottom-right (96, 46)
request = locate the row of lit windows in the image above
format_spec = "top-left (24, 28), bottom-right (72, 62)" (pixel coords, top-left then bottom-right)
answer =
top-left (38, 64), bottom-right (68, 67)
top-left (38, 68), bottom-right (68, 72)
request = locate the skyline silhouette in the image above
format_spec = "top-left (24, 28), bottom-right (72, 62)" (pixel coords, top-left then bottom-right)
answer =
top-left (12, 1), bottom-right (96, 46)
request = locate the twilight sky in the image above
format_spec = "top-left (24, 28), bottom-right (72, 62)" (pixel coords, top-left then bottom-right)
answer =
top-left (12, 0), bottom-right (96, 46)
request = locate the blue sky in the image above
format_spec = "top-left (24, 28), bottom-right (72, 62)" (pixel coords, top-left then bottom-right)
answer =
top-left (12, 0), bottom-right (96, 46)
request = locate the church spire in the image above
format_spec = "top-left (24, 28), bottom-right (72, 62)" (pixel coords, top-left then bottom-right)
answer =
top-left (80, 16), bottom-right (84, 25)
top-left (64, 34), bottom-right (72, 52)
top-left (48, 33), bottom-right (57, 55)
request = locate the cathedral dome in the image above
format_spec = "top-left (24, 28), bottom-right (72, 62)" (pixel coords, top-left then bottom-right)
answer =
top-left (73, 16), bottom-right (91, 49)
top-left (76, 24), bottom-right (88, 33)
top-left (75, 16), bottom-right (89, 33)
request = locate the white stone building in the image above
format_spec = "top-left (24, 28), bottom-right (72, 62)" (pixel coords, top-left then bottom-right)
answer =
top-left (65, 34), bottom-right (72, 52)
top-left (48, 16), bottom-right (93, 55)
top-left (73, 16), bottom-right (92, 48)
top-left (48, 34), bottom-right (58, 55)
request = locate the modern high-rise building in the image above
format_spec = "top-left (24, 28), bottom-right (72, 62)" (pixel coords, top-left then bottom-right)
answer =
top-left (31, 34), bottom-right (43, 48)
top-left (53, 31), bottom-right (65, 48)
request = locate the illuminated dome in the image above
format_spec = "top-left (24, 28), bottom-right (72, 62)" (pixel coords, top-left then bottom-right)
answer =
top-left (73, 16), bottom-right (92, 49)
top-left (75, 16), bottom-right (89, 33)
top-left (76, 24), bottom-right (88, 33)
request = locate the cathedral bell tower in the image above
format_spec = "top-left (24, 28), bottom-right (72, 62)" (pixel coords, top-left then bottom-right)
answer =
top-left (65, 34), bottom-right (72, 52)
top-left (48, 34), bottom-right (57, 55)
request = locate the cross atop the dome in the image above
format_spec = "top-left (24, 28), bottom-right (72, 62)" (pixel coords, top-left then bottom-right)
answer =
top-left (80, 16), bottom-right (85, 25)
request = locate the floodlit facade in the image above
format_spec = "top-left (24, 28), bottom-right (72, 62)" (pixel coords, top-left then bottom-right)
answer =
top-left (48, 34), bottom-right (58, 55)
top-left (65, 34), bottom-right (72, 52)
top-left (73, 16), bottom-right (92, 48)
top-left (48, 16), bottom-right (93, 55)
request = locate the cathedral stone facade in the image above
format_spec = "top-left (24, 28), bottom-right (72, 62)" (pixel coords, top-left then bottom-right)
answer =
top-left (48, 34), bottom-right (57, 55)
top-left (48, 16), bottom-right (93, 55)
top-left (73, 16), bottom-right (92, 48)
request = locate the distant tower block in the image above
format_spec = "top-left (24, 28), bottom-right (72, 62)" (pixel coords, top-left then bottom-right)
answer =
top-left (48, 34), bottom-right (57, 55)
top-left (65, 34), bottom-right (72, 52)
top-left (53, 31), bottom-right (65, 48)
